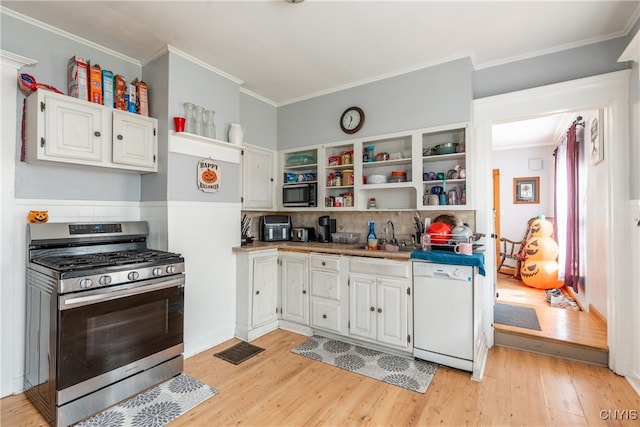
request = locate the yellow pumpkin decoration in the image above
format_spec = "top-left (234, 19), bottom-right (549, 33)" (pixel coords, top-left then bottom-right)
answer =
top-left (524, 236), bottom-right (559, 261)
top-left (28, 210), bottom-right (49, 223)
top-left (529, 217), bottom-right (553, 238)
top-left (521, 259), bottom-right (561, 289)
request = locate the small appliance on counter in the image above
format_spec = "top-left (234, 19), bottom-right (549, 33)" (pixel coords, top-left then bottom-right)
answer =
top-left (317, 215), bottom-right (336, 243)
top-left (291, 227), bottom-right (316, 242)
top-left (260, 215), bottom-right (291, 242)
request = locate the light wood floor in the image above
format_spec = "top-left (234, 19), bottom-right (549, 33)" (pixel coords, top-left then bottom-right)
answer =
top-left (495, 274), bottom-right (608, 350)
top-left (2, 329), bottom-right (638, 427)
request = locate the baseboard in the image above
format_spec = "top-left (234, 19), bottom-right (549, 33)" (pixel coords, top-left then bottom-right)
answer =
top-left (588, 303), bottom-right (607, 325)
top-left (626, 373), bottom-right (640, 397)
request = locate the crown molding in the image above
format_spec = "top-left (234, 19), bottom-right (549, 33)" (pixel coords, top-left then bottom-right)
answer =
top-left (0, 7), bottom-right (140, 67)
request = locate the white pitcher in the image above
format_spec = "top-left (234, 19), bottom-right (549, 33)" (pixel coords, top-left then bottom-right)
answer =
top-left (228, 124), bottom-right (245, 145)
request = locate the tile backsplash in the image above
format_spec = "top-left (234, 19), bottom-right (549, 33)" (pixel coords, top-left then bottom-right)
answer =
top-left (242, 209), bottom-right (476, 244)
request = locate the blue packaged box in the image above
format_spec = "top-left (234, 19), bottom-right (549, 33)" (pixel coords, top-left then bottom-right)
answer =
top-left (102, 69), bottom-right (114, 108)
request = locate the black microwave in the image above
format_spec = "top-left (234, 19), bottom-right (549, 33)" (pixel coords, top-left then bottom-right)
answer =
top-left (282, 182), bottom-right (317, 207)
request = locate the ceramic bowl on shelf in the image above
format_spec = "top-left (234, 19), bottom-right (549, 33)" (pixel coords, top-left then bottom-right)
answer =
top-left (434, 142), bottom-right (458, 155)
top-left (367, 174), bottom-right (387, 184)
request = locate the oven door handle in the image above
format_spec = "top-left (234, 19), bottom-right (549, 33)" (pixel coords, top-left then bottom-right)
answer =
top-left (60, 277), bottom-right (184, 310)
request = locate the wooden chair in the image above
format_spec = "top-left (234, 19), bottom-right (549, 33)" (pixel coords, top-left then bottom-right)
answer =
top-left (497, 218), bottom-right (536, 278)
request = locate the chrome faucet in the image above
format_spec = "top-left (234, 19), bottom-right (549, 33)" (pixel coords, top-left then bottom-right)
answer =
top-left (386, 220), bottom-right (398, 246)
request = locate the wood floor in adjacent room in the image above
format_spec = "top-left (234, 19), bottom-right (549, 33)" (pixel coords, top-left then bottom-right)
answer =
top-left (2, 329), bottom-right (639, 427)
top-left (495, 274), bottom-right (608, 351)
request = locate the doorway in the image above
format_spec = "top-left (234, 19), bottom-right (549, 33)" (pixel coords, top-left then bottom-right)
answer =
top-left (490, 114), bottom-right (607, 351)
top-left (473, 71), bottom-right (631, 374)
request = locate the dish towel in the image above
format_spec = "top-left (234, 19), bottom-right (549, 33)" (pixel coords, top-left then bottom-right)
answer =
top-left (410, 250), bottom-right (486, 276)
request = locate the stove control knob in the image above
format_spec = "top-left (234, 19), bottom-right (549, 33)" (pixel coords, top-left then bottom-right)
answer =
top-left (99, 275), bottom-right (112, 286)
top-left (166, 265), bottom-right (177, 274)
top-left (153, 268), bottom-right (163, 276)
top-left (79, 278), bottom-right (93, 289)
top-left (127, 271), bottom-right (140, 281)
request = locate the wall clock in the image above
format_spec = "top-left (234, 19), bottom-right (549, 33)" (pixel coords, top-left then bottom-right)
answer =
top-left (340, 106), bottom-right (365, 134)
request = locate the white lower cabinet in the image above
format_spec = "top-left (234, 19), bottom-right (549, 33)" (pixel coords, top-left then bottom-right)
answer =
top-left (310, 254), bottom-right (348, 334)
top-left (349, 258), bottom-right (412, 351)
top-left (236, 250), bottom-right (279, 341)
top-left (280, 252), bottom-right (310, 326)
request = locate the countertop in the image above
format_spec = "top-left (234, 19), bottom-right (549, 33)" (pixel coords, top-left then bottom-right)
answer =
top-left (232, 240), bottom-right (412, 260)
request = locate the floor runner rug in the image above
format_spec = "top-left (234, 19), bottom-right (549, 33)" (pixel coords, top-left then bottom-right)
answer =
top-left (75, 374), bottom-right (218, 427)
top-left (494, 302), bottom-right (542, 330)
top-left (214, 340), bottom-right (265, 365)
top-left (291, 335), bottom-right (437, 393)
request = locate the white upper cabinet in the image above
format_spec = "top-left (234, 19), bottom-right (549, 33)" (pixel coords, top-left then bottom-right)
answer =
top-left (242, 144), bottom-right (275, 209)
top-left (25, 90), bottom-right (157, 173)
top-left (112, 110), bottom-right (157, 171)
top-left (277, 122), bottom-right (470, 210)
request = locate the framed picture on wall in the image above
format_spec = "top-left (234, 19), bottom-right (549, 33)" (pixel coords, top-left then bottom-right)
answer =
top-left (513, 176), bottom-right (539, 204)
top-left (590, 110), bottom-right (604, 165)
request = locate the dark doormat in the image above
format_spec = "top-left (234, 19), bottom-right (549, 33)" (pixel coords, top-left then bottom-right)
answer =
top-left (214, 341), bottom-right (265, 365)
top-left (494, 303), bottom-right (542, 331)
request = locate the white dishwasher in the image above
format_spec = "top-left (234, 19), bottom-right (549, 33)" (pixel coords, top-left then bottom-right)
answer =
top-left (413, 261), bottom-right (473, 371)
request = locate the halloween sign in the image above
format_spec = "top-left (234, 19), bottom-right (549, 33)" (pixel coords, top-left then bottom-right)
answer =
top-left (197, 159), bottom-right (220, 192)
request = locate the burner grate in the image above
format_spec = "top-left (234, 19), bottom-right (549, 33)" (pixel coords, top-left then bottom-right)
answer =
top-left (33, 249), bottom-right (183, 272)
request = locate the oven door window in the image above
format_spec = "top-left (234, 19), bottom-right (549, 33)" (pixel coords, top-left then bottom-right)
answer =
top-left (57, 285), bottom-right (183, 390)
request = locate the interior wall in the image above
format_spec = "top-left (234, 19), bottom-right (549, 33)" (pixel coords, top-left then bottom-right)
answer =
top-left (492, 145), bottom-right (555, 241)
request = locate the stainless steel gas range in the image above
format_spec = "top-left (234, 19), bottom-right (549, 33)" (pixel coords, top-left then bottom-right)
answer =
top-left (24, 221), bottom-right (185, 427)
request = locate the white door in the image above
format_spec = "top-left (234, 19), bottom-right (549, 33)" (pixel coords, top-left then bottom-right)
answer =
top-left (112, 110), bottom-right (157, 171)
top-left (280, 253), bottom-right (309, 325)
top-left (45, 93), bottom-right (105, 163)
top-left (349, 274), bottom-right (376, 340)
top-left (376, 277), bottom-right (409, 349)
top-left (251, 253), bottom-right (279, 327)
top-left (242, 146), bottom-right (274, 209)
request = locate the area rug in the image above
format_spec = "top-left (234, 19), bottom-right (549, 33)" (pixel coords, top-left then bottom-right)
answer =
top-left (494, 303), bottom-right (542, 331)
top-left (214, 340), bottom-right (265, 365)
top-left (291, 335), bottom-right (437, 393)
top-left (75, 374), bottom-right (218, 427)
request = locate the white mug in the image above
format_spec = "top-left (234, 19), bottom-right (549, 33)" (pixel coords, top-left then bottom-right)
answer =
top-left (454, 242), bottom-right (473, 255)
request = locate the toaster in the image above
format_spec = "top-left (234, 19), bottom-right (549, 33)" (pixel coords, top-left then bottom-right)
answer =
top-left (290, 227), bottom-right (316, 242)
top-left (259, 215), bottom-right (291, 242)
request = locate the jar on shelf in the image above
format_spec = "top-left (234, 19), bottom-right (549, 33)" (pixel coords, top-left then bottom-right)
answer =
top-left (368, 197), bottom-right (377, 209)
top-left (327, 173), bottom-right (335, 187)
top-left (335, 172), bottom-right (342, 186)
top-left (183, 103), bottom-right (195, 133)
top-left (341, 151), bottom-right (352, 165)
top-left (343, 169), bottom-right (354, 185)
top-left (364, 146), bottom-right (375, 162)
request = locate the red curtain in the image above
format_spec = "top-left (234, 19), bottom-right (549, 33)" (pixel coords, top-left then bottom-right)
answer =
top-left (554, 120), bottom-right (581, 291)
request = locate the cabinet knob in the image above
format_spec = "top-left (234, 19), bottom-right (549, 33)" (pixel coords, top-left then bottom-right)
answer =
top-left (322, 314), bottom-right (327, 319)
top-left (94, 131), bottom-right (101, 137)
top-left (377, 308), bottom-right (382, 313)
top-left (321, 261), bottom-right (326, 266)
top-left (255, 290), bottom-right (260, 295)
top-left (117, 134), bottom-right (123, 140)
top-left (370, 306), bottom-right (375, 311)
top-left (302, 290), bottom-right (307, 294)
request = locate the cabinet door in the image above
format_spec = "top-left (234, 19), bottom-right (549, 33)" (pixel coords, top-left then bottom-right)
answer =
top-left (112, 110), bottom-right (157, 171)
top-left (280, 253), bottom-right (309, 325)
top-left (44, 93), bottom-right (106, 163)
top-left (242, 146), bottom-right (274, 209)
top-left (349, 273), bottom-right (377, 340)
top-left (251, 253), bottom-right (279, 327)
top-left (376, 277), bottom-right (409, 349)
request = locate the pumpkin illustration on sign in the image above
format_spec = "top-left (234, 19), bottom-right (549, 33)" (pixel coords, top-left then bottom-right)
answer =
top-left (28, 210), bottom-right (49, 223)
top-left (201, 169), bottom-right (217, 184)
